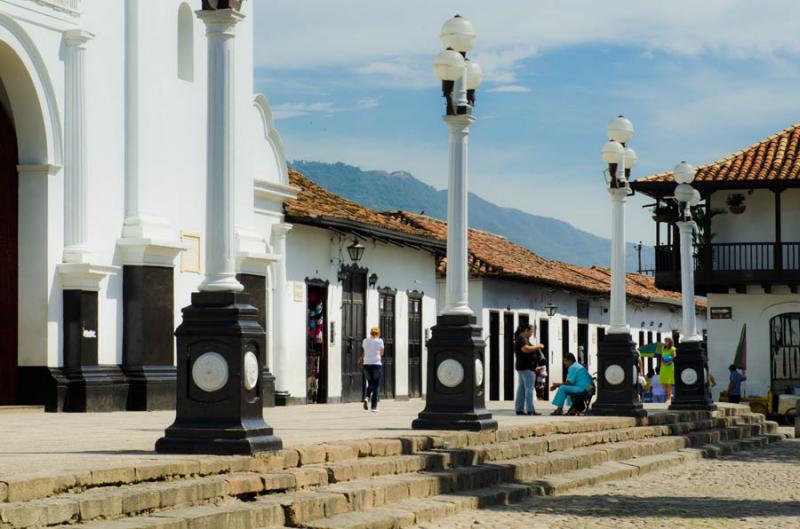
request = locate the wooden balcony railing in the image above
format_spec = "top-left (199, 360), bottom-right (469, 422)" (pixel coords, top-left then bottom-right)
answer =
top-left (653, 242), bottom-right (800, 292)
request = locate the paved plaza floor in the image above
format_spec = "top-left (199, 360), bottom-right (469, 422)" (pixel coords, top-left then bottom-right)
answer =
top-left (0, 399), bottom-right (667, 477)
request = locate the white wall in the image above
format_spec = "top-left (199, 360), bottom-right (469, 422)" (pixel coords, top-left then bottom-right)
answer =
top-left (284, 225), bottom-right (438, 402)
top-left (707, 291), bottom-right (800, 399)
top-left (710, 189), bottom-right (776, 244)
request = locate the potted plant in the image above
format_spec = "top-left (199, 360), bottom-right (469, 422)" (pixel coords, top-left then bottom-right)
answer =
top-left (726, 193), bottom-right (746, 214)
top-left (651, 204), bottom-right (673, 223)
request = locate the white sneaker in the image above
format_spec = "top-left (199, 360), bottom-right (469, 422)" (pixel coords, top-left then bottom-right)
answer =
top-left (370, 408), bottom-right (378, 413)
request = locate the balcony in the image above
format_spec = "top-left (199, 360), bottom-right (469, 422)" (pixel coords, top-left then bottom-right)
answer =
top-left (654, 242), bottom-right (800, 293)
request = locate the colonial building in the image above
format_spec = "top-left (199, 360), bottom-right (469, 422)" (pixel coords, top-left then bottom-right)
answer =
top-left (633, 123), bottom-right (800, 402)
top-left (0, 0), bottom-right (294, 411)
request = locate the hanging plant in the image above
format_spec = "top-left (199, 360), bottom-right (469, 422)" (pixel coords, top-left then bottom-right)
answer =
top-left (651, 204), bottom-right (673, 223)
top-left (726, 193), bottom-right (746, 214)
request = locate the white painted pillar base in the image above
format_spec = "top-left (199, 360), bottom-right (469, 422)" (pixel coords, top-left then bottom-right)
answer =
top-left (678, 220), bottom-right (701, 343)
top-left (197, 9), bottom-right (244, 293)
top-left (442, 114), bottom-right (475, 316)
top-left (608, 188), bottom-right (629, 334)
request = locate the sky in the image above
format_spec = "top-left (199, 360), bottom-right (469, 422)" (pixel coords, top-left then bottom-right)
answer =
top-left (252, 0), bottom-right (800, 245)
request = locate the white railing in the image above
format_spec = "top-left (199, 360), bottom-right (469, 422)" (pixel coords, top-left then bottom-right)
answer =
top-left (26, 0), bottom-right (81, 16)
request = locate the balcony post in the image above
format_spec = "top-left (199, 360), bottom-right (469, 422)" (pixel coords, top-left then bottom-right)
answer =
top-left (775, 189), bottom-right (783, 272)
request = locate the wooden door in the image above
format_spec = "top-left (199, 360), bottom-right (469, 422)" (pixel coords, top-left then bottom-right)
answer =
top-left (503, 312), bottom-right (515, 400)
top-left (378, 289), bottom-right (395, 399)
top-left (538, 318), bottom-right (550, 401)
top-left (0, 105), bottom-right (17, 405)
top-left (489, 311), bottom-right (500, 401)
top-left (578, 323), bottom-right (589, 367)
top-left (561, 319), bottom-right (570, 365)
top-left (341, 267), bottom-right (366, 403)
top-left (407, 293), bottom-right (423, 398)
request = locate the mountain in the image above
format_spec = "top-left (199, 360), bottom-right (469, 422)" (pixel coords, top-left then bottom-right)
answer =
top-left (289, 160), bottom-right (645, 271)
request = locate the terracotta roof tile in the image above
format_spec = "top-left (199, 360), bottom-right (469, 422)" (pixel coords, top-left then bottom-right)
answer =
top-left (285, 169), bottom-right (704, 309)
top-left (636, 123), bottom-right (800, 186)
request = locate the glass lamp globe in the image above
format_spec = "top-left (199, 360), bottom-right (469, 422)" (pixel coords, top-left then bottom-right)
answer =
top-left (465, 60), bottom-right (483, 89)
top-left (601, 140), bottom-right (624, 164)
top-left (433, 49), bottom-right (466, 81)
top-left (673, 161), bottom-right (696, 184)
top-left (688, 189), bottom-right (702, 207)
top-left (674, 183), bottom-right (696, 204)
top-left (607, 115), bottom-right (634, 143)
top-left (440, 15), bottom-right (476, 53)
top-left (623, 147), bottom-right (637, 169)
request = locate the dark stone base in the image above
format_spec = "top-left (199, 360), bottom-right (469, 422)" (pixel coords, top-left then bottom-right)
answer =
top-left (156, 291), bottom-right (282, 455)
top-left (17, 366), bottom-right (68, 412)
top-left (62, 365), bottom-right (129, 412)
top-left (262, 368), bottom-right (275, 408)
top-left (670, 340), bottom-right (717, 412)
top-left (590, 332), bottom-right (647, 419)
top-left (413, 314), bottom-right (498, 432)
top-left (124, 365), bottom-right (176, 411)
top-left (155, 422), bottom-right (283, 455)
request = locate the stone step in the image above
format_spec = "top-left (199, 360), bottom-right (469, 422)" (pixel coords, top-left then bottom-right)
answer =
top-left (0, 412), bottom-right (745, 506)
top-left (0, 418), bottom-right (771, 529)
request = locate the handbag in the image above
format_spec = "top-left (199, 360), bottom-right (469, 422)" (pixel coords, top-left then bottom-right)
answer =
top-left (357, 354), bottom-right (364, 368)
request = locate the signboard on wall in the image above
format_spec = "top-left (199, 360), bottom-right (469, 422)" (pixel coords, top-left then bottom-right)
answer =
top-left (292, 282), bottom-right (304, 302)
top-left (710, 307), bottom-right (732, 320)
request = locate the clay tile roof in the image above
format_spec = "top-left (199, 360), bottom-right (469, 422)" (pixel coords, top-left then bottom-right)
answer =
top-left (636, 123), bottom-right (800, 186)
top-left (285, 169), bottom-right (436, 240)
top-left (285, 169), bottom-right (704, 309)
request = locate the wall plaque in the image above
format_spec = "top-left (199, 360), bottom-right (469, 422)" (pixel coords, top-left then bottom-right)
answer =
top-left (710, 307), bottom-right (732, 320)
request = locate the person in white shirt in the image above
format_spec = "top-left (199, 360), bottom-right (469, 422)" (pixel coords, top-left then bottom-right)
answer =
top-left (361, 326), bottom-right (384, 412)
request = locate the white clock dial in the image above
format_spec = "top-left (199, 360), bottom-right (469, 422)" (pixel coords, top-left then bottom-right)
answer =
top-left (475, 358), bottom-right (484, 387)
top-left (437, 359), bottom-right (464, 388)
top-left (604, 364), bottom-right (625, 386)
top-left (681, 367), bottom-right (698, 385)
top-left (192, 352), bottom-right (228, 393)
top-left (243, 351), bottom-right (259, 391)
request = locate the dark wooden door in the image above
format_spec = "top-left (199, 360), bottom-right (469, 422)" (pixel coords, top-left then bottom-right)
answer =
top-left (578, 323), bottom-right (589, 367)
top-left (503, 312), bottom-right (515, 400)
top-left (539, 318), bottom-right (550, 401)
top-left (341, 268), bottom-right (366, 403)
top-left (407, 293), bottom-right (423, 398)
top-left (489, 311), bottom-right (500, 401)
top-left (561, 318), bottom-right (570, 366)
top-left (0, 106), bottom-right (17, 405)
top-left (378, 290), bottom-right (395, 399)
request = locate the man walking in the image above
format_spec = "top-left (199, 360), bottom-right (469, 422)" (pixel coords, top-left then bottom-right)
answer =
top-left (727, 364), bottom-right (746, 404)
top-left (550, 353), bottom-right (594, 415)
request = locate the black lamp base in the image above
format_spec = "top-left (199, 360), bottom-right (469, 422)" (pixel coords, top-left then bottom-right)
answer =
top-left (669, 339), bottom-right (717, 412)
top-left (590, 332), bottom-right (647, 418)
top-left (155, 291), bottom-right (282, 455)
top-left (412, 314), bottom-right (497, 432)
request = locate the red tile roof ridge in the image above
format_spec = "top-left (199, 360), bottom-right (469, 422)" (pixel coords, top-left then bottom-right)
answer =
top-left (637, 122), bottom-right (800, 184)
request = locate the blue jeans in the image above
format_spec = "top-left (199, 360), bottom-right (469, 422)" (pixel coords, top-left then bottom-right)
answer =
top-left (363, 365), bottom-right (382, 410)
top-left (515, 369), bottom-right (536, 413)
top-left (552, 384), bottom-right (588, 409)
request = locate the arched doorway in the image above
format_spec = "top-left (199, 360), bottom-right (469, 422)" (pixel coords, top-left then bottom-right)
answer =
top-left (0, 102), bottom-right (17, 404)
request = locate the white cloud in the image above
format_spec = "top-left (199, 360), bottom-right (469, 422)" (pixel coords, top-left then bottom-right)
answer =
top-left (272, 98), bottom-right (379, 120)
top-left (486, 85), bottom-right (532, 93)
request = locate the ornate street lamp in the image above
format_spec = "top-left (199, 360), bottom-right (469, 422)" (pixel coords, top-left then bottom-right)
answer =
top-left (544, 302), bottom-right (557, 317)
top-left (157, 0), bottom-right (282, 455)
top-left (368, 273), bottom-right (379, 288)
top-left (669, 161), bottom-right (716, 411)
top-left (347, 239), bottom-right (365, 263)
top-left (413, 15), bottom-right (496, 432)
top-left (590, 116), bottom-right (647, 418)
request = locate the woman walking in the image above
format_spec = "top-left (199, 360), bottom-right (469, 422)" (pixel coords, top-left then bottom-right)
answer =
top-left (660, 337), bottom-right (677, 403)
top-left (361, 326), bottom-right (384, 412)
top-left (514, 324), bottom-right (545, 416)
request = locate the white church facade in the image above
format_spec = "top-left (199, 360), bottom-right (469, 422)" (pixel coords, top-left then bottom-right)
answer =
top-left (0, 0), bottom-right (295, 411)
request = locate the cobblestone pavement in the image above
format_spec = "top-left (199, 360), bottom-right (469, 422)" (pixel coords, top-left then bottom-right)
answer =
top-left (418, 436), bottom-right (800, 529)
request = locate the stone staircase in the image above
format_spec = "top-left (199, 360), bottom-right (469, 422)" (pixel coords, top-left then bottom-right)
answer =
top-left (0, 407), bottom-right (784, 529)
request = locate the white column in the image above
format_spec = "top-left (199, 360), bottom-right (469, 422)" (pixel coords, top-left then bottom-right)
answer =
top-left (442, 114), bottom-right (475, 316)
top-left (197, 9), bottom-right (243, 293)
top-left (123, 0), bottom-right (139, 231)
top-left (678, 220), bottom-right (701, 342)
top-left (608, 187), bottom-right (629, 333)
top-left (271, 222), bottom-right (292, 392)
top-left (62, 29), bottom-right (93, 264)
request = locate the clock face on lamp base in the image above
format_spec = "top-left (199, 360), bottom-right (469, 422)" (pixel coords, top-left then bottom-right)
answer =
top-left (589, 332), bottom-right (647, 419)
top-left (412, 314), bottom-right (497, 432)
top-left (155, 291), bottom-right (283, 455)
top-left (669, 339), bottom-right (717, 412)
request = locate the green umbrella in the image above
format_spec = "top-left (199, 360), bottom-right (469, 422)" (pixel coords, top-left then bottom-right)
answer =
top-left (638, 342), bottom-right (662, 357)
